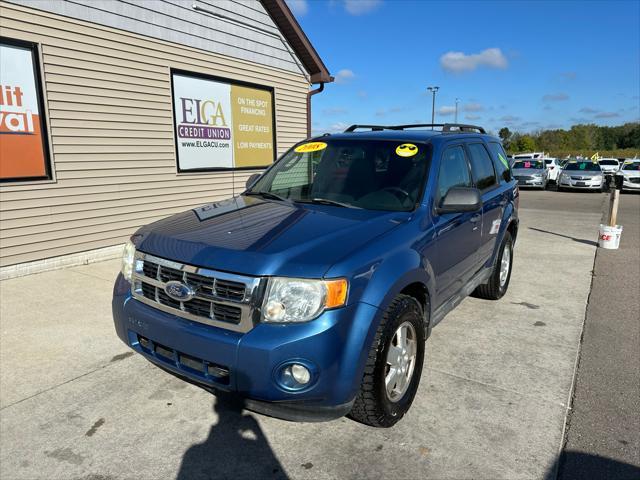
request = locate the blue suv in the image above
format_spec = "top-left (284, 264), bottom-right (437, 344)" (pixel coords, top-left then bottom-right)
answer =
top-left (113, 123), bottom-right (518, 427)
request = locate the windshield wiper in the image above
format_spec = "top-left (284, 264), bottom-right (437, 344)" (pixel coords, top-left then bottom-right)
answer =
top-left (308, 198), bottom-right (362, 209)
top-left (244, 190), bottom-right (288, 202)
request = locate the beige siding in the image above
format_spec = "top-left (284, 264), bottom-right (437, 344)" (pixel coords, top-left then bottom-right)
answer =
top-left (0, 2), bottom-right (309, 267)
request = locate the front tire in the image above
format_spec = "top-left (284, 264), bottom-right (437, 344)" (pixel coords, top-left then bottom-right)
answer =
top-left (348, 295), bottom-right (426, 428)
top-left (473, 231), bottom-right (514, 300)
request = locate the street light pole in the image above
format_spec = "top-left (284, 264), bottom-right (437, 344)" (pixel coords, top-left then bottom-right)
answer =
top-left (427, 86), bottom-right (439, 129)
top-left (455, 97), bottom-right (460, 123)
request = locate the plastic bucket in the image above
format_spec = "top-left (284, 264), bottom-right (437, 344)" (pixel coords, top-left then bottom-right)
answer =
top-left (598, 224), bottom-right (623, 249)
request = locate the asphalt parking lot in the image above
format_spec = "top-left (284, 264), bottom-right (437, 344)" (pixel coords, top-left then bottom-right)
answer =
top-left (0, 189), bottom-right (634, 479)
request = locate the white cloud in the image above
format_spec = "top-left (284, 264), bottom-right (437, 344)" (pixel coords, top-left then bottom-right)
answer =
top-left (343, 0), bottom-right (382, 15)
top-left (542, 93), bottom-right (569, 102)
top-left (286, 0), bottom-right (308, 16)
top-left (440, 48), bottom-right (508, 73)
top-left (594, 112), bottom-right (619, 118)
top-left (579, 107), bottom-right (599, 114)
top-left (465, 114), bottom-right (481, 121)
top-left (464, 102), bottom-right (484, 112)
top-left (438, 106), bottom-right (456, 116)
top-left (500, 115), bottom-right (520, 122)
top-left (334, 69), bottom-right (355, 84)
top-left (323, 107), bottom-right (348, 115)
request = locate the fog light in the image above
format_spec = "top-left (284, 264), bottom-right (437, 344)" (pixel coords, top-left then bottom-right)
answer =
top-left (291, 364), bottom-right (311, 385)
top-left (277, 362), bottom-right (315, 391)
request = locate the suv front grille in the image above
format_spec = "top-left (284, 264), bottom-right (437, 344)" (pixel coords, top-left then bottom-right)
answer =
top-left (131, 252), bottom-right (262, 333)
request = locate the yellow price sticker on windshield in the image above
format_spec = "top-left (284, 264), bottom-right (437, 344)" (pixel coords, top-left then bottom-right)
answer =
top-left (396, 143), bottom-right (418, 157)
top-left (294, 142), bottom-right (327, 153)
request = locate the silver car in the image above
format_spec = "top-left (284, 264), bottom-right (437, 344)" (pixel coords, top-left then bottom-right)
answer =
top-left (512, 159), bottom-right (549, 189)
top-left (557, 161), bottom-right (605, 192)
top-left (615, 160), bottom-right (640, 191)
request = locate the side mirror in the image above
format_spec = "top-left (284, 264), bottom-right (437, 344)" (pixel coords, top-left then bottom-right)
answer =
top-left (437, 187), bottom-right (482, 214)
top-left (245, 173), bottom-right (261, 189)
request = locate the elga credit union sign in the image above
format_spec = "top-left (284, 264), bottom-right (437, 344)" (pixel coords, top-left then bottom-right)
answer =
top-left (0, 39), bottom-right (51, 182)
top-left (171, 71), bottom-right (275, 171)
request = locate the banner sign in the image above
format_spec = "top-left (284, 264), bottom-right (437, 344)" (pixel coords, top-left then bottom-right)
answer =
top-left (0, 38), bottom-right (51, 182)
top-left (171, 71), bottom-right (275, 171)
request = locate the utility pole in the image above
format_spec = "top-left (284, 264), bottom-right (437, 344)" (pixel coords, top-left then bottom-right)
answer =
top-left (427, 86), bottom-right (439, 129)
top-left (455, 97), bottom-right (460, 123)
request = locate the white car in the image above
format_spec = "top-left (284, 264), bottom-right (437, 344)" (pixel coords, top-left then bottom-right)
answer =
top-left (543, 158), bottom-right (561, 182)
top-left (615, 160), bottom-right (640, 191)
top-left (598, 158), bottom-right (620, 175)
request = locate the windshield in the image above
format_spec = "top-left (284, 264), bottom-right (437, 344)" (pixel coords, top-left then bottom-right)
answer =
top-left (622, 162), bottom-right (640, 171)
top-left (513, 160), bottom-right (544, 169)
top-left (599, 160), bottom-right (618, 166)
top-left (249, 139), bottom-right (432, 211)
top-left (563, 162), bottom-right (602, 171)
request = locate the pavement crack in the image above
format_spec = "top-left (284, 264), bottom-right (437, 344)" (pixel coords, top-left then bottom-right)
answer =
top-left (426, 366), bottom-right (568, 407)
top-left (0, 357), bottom-right (133, 412)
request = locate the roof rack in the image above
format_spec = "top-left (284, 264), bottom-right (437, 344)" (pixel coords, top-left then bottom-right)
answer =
top-left (344, 123), bottom-right (486, 134)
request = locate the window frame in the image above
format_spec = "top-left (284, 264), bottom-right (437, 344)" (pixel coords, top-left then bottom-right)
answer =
top-left (464, 141), bottom-right (499, 193)
top-left (0, 36), bottom-right (53, 183)
top-left (487, 141), bottom-right (513, 183)
top-left (434, 143), bottom-right (474, 209)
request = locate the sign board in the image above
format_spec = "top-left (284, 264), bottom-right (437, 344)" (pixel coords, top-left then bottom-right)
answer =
top-left (171, 71), bottom-right (276, 172)
top-left (0, 38), bottom-right (51, 182)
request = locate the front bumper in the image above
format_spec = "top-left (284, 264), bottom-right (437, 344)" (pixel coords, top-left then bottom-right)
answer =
top-left (112, 274), bottom-right (380, 421)
top-left (558, 177), bottom-right (603, 190)
top-left (516, 177), bottom-right (546, 188)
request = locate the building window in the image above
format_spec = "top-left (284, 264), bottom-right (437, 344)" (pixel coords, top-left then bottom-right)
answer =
top-left (0, 37), bottom-right (52, 183)
top-left (171, 69), bottom-right (276, 172)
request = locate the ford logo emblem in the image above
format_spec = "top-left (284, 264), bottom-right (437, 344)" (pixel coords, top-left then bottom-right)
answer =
top-left (164, 280), bottom-right (195, 302)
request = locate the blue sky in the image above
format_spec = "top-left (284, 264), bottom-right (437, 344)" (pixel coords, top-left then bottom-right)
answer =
top-left (286, 0), bottom-right (640, 136)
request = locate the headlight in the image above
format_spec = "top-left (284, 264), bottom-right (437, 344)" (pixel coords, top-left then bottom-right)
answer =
top-left (121, 240), bottom-right (136, 281)
top-left (262, 277), bottom-right (348, 323)
top-left (593, 175), bottom-right (603, 182)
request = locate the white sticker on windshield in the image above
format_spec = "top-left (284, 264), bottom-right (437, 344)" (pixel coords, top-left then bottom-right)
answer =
top-left (490, 219), bottom-right (501, 235)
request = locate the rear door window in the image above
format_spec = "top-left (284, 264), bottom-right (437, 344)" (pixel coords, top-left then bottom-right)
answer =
top-left (487, 142), bottom-right (512, 182)
top-left (467, 143), bottom-right (498, 190)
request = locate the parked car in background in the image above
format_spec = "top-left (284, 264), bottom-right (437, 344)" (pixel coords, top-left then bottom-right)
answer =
top-left (598, 158), bottom-right (620, 175)
top-left (615, 160), bottom-right (640, 191)
top-left (513, 152), bottom-right (545, 160)
top-left (543, 158), bottom-right (560, 182)
top-left (557, 161), bottom-right (605, 192)
top-left (512, 159), bottom-right (549, 189)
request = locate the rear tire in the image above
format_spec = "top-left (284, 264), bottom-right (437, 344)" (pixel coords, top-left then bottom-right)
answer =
top-left (348, 295), bottom-right (426, 428)
top-left (474, 231), bottom-right (513, 300)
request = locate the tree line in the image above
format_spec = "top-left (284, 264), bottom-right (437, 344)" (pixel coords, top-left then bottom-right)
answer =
top-left (498, 122), bottom-right (640, 158)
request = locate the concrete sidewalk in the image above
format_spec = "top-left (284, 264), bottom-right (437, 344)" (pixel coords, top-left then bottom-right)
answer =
top-left (0, 191), bottom-right (602, 479)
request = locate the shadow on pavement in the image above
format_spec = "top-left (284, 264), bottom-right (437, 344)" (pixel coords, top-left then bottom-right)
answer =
top-left (547, 450), bottom-right (640, 480)
top-left (177, 394), bottom-right (288, 480)
top-left (528, 227), bottom-right (598, 246)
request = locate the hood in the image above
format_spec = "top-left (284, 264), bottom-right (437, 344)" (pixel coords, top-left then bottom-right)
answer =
top-left (512, 168), bottom-right (545, 176)
top-left (134, 196), bottom-right (409, 278)
top-left (619, 169), bottom-right (640, 178)
top-left (561, 170), bottom-right (602, 178)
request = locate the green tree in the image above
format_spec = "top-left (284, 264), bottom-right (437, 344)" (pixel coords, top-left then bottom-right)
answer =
top-left (499, 127), bottom-right (512, 148)
top-left (515, 135), bottom-right (536, 152)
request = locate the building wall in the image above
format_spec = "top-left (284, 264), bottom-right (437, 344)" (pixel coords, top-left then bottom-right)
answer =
top-left (5, 0), bottom-right (306, 76)
top-left (0, 0), bottom-right (309, 267)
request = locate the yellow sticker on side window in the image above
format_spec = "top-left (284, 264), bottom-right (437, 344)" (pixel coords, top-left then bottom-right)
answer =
top-left (498, 152), bottom-right (510, 169)
top-left (395, 143), bottom-right (418, 157)
top-left (294, 142), bottom-right (327, 153)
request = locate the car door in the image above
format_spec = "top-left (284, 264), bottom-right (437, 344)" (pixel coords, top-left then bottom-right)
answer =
top-left (431, 144), bottom-right (482, 307)
top-left (466, 142), bottom-right (504, 269)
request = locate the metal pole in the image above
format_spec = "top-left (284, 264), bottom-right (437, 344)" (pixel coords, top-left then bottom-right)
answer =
top-left (427, 86), bottom-right (439, 130)
top-left (455, 97), bottom-right (460, 123)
